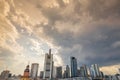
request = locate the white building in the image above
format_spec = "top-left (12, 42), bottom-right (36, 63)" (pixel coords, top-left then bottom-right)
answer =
top-left (43, 49), bottom-right (54, 79)
top-left (31, 63), bottom-right (39, 79)
top-left (90, 64), bottom-right (101, 78)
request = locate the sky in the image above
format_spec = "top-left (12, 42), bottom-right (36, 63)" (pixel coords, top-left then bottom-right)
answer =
top-left (0, 0), bottom-right (120, 75)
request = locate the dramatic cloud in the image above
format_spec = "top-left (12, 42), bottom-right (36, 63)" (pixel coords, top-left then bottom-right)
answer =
top-left (0, 0), bottom-right (120, 75)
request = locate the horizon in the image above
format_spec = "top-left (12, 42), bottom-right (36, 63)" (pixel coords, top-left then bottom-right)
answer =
top-left (0, 0), bottom-right (120, 76)
top-left (0, 49), bottom-right (119, 76)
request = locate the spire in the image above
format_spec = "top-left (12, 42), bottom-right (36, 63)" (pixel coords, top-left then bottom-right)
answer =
top-left (49, 49), bottom-right (51, 54)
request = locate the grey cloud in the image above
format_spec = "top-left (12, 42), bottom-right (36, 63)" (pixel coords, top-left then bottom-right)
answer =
top-left (12, 0), bottom-right (120, 67)
top-left (0, 47), bottom-right (15, 65)
top-left (39, 22), bottom-right (120, 67)
top-left (112, 41), bottom-right (120, 48)
top-left (36, 0), bottom-right (81, 25)
top-left (36, 0), bottom-right (120, 25)
top-left (86, 0), bottom-right (120, 20)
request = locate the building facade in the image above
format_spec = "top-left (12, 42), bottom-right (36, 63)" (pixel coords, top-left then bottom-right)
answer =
top-left (30, 63), bottom-right (39, 79)
top-left (70, 57), bottom-right (77, 78)
top-left (56, 66), bottom-right (62, 78)
top-left (43, 49), bottom-right (54, 79)
top-left (65, 65), bottom-right (70, 78)
top-left (40, 71), bottom-right (44, 79)
top-left (21, 65), bottom-right (30, 80)
top-left (90, 64), bottom-right (101, 79)
top-left (79, 65), bottom-right (88, 77)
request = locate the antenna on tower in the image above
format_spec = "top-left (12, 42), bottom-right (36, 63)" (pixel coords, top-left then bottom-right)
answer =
top-left (49, 49), bottom-right (51, 54)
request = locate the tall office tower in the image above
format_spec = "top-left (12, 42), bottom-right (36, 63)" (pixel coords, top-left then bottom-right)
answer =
top-left (43, 49), bottom-right (54, 79)
top-left (23, 65), bottom-right (30, 77)
top-left (56, 66), bottom-right (62, 78)
top-left (80, 66), bottom-right (85, 77)
top-left (83, 65), bottom-right (88, 77)
top-left (21, 64), bottom-right (30, 80)
top-left (80, 65), bottom-right (88, 77)
top-left (90, 64), bottom-right (101, 78)
top-left (65, 65), bottom-right (70, 78)
top-left (71, 57), bottom-right (78, 77)
top-left (40, 71), bottom-right (44, 79)
top-left (31, 63), bottom-right (39, 79)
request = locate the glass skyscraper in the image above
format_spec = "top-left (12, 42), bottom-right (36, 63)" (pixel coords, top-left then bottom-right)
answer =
top-left (70, 57), bottom-right (77, 77)
top-left (90, 64), bottom-right (101, 78)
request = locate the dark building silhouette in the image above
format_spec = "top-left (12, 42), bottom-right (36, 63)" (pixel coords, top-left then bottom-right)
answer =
top-left (40, 71), bottom-right (44, 79)
top-left (70, 57), bottom-right (77, 77)
top-left (56, 66), bottom-right (62, 78)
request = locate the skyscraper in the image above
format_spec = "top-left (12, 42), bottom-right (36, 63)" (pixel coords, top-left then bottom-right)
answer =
top-left (21, 64), bottom-right (30, 80)
top-left (43, 49), bottom-right (54, 79)
top-left (83, 65), bottom-right (88, 77)
top-left (23, 65), bottom-right (30, 77)
top-left (40, 71), bottom-right (44, 79)
top-left (70, 57), bottom-right (77, 77)
top-left (0, 70), bottom-right (11, 80)
top-left (66, 65), bottom-right (70, 78)
top-left (80, 65), bottom-right (88, 77)
top-left (30, 63), bottom-right (39, 79)
top-left (80, 66), bottom-right (85, 77)
top-left (56, 66), bottom-right (62, 78)
top-left (90, 64), bottom-right (101, 78)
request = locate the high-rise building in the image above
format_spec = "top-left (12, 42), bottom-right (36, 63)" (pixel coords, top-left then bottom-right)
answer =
top-left (65, 65), bottom-right (70, 78)
top-left (70, 57), bottom-right (77, 77)
top-left (56, 66), bottom-right (62, 78)
top-left (63, 65), bottom-right (70, 78)
top-left (90, 64), bottom-right (101, 78)
top-left (23, 65), bottom-right (30, 77)
top-left (80, 66), bottom-right (85, 77)
top-left (21, 64), bottom-right (30, 80)
top-left (43, 49), bottom-right (54, 79)
top-left (0, 70), bottom-right (11, 80)
top-left (40, 71), bottom-right (44, 79)
top-left (83, 65), bottom-right (88, 77)
top-left (79, 65), bottom-right (88, 77)
top-left (30, 63), bottom-right (39, 79)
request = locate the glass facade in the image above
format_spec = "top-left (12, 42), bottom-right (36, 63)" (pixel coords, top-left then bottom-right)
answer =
top-left (71, 57), bottom-right (77, 77)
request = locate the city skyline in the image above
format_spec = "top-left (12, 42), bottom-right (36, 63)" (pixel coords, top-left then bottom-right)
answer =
top-left (0, 50), bottom-right (120, 80)
top-left (0, 50), bottom-right (120, 76)
top-left (0, 0), bottom-right (120, 75)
